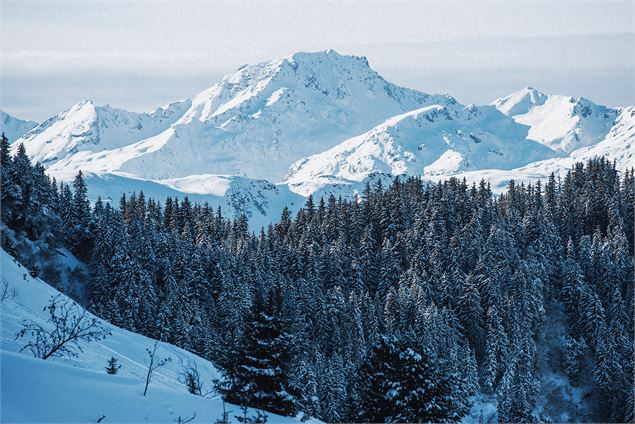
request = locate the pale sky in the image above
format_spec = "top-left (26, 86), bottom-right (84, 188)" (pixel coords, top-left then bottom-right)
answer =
top-left (1, 0), bottom-right (633, 121)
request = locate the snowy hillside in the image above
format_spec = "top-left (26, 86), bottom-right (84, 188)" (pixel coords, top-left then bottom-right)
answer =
top-left (78, 172), bottom-right (303, 229)
top-left (285, 104), bottom-right (555, 196)
top-left (0, 248), bottom-right (301, 423)
top-left (0, 109), bottom-right (38, 142)
top-left (13, 99), bottom-right (191, 166)
top-left (492, 87), bottom-right (620, 153)
top-left (27, 50), bottom-right (456, 182)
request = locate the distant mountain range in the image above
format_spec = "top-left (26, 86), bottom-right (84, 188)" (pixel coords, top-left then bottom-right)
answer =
top-left (3, 50), bottom-right (633, 226)
top-left (1, 110), bottom-right (38, 143)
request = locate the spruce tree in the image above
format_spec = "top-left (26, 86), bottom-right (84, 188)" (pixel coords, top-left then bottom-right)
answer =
top-left (216, 286), bottom-right (295, 416)
top-left (356, 336), bottom-right (469, 423)
top-left (105, 356), bottom-right (121, 374)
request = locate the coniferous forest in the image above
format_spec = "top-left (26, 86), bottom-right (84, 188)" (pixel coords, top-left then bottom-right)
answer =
top-left (2, 133), bottom-right (634, 422)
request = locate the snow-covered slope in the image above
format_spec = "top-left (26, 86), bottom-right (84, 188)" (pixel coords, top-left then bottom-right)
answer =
top-left (35, 50), bottom-right (456, 181)
top-left (427, 106), bottom-right (635, 192)
top-left (79, 172), bottom-right (303, 229)
top-left (492, 87), bottom-right (620, 153)
top-left (13, 99), bottom-right (191, 166)
top-left (0, 109), bottom-right (38, 142)
top-left (285, 104), bottom-right (556, 195)
top-left (0, 248), bottom-right (301, 423)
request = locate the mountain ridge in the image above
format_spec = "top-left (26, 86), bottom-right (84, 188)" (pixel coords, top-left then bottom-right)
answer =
top-left (492, 87), bottom-right (621, 153)
top-left (19, 50), bottom-right (457, 182)
top-left (6, 50), bottom-right (633, 225)
top-left (1, 110), bottom-right (38, 142)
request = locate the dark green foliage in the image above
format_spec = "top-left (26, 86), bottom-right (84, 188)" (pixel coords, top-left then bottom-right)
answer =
top-left (216, 287), bottom-right (296, 416)
top-left (2, 148), bottom-right (632, 422)
top-left (356, 336), bottom-right (470, 423)
top-left (105, 356), bottom-right (121, 375)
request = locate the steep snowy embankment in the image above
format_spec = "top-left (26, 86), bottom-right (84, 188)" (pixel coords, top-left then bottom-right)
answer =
top-left (0, 249), bottom-right (302, 423)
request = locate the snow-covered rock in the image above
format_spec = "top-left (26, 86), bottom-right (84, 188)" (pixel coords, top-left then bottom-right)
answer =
top-left (492, 87), bottom-right (620, 153)
top-left (285, 104), bottom-right (556, 196)
top-left (0, 109), bottom-right (38, 142)
top-left (25, 50), bottom-right (456, 181)
top-left (13, 99), bottom-right (191, 166)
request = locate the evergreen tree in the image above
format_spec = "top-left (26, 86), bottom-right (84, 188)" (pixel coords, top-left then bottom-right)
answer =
top-left (105, 356), bottom-right (121, 374)
top-left (1, 134), bottom-right (21, 225)
top-left (356, 336), bottom-right (469, 423)
top-left (216, 287), bottom-right (295, 416)
top-left (68, 171), bottom-right (93, 258)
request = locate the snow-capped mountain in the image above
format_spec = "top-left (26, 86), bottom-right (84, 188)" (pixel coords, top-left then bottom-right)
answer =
top-left (8, 51), bottom-right (634, 223)
top-left (491, 87), bottom-right (549, 116)
top-left (1, 110), bottom-right (38, 142)
top-left (492, 87), bottom-right (620, 153)
top-left (13, 99), bottom-right (191, 166)
top-left (425, 105), bottom-right (635, 192)
top-left (285, 104), bottom-right (556, 195)
top-left (32, 50), bottom-right (456, 181)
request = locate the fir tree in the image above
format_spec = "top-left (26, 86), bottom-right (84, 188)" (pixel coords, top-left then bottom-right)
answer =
top-left (105, 356), bottom-right (121, 374)
top-left (216, 287), bottom-right (295, 416)
top-left (356, 336), bottom-right (470, 423)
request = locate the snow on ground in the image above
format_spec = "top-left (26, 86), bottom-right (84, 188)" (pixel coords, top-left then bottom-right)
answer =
top-left (0, 249), bottom-right (306, 423)
top-left (70, 171), bottom-right (304, 230)
top-left (463, 396), bottom-right (498, 423)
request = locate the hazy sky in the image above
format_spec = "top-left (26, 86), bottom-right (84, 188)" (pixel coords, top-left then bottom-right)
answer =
top-left (1, 0), bottom-right (633, 121)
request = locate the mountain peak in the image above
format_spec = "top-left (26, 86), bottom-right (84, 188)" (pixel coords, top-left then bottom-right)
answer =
top-left (494, 88), bottom-right (620, 153)
top-left (66, 99), bottom-right (97, 116)
top-left (189, 49), bottom-right (417, 118)
top-left (71, 99), bottom-right (96, 110)
top-left (284, 49), bottom-right (368, 66)
top-left (14, 96), bottom-right (190, 167)
top-left (492, 87), bottom-right (548, 116)
top-left (55, 50), bottom-right (457, 182)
